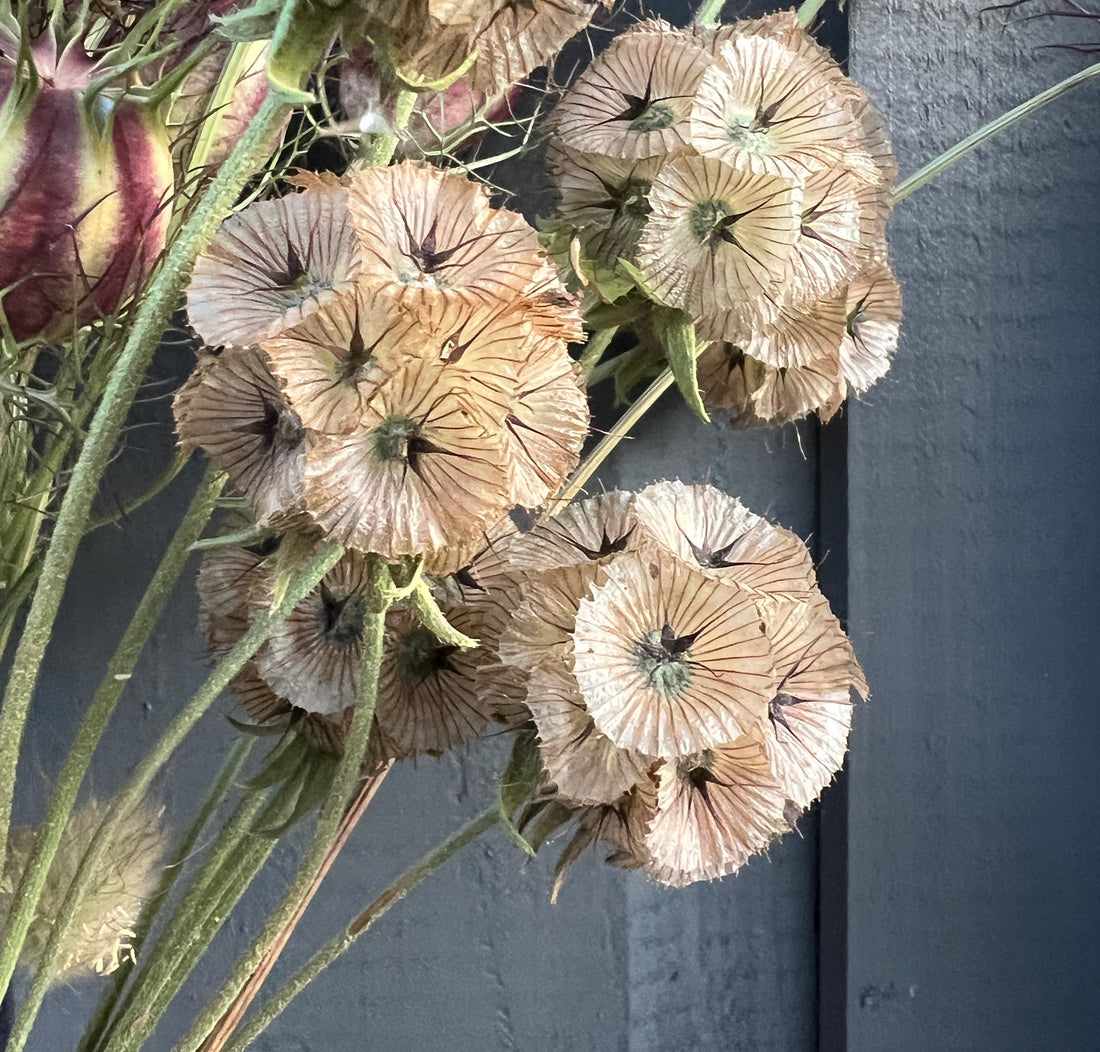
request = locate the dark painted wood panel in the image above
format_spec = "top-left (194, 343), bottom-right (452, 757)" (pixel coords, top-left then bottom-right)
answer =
top-left (848, 2), bottom-right (1100, 1049)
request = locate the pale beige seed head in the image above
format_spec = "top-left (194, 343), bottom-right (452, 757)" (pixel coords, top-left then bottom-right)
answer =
top-left (346, 161), bottom-right (550, 309)
top-left (549, 20), bottom-right (710, 160)
top-left (374, 604), bottom-right (494, 758)
top-left (261, 284), bottom-right (412, 435)
top-left (741, 353), bottom-right (847, 427)
top-left (254, 549), bottom-right (375, 716)
top-left (690, 36), bottom-right (871, 183)
top-left (302, 353), bottom-right (511, 572)
top-left (173, 347), bottom-right (306, 528)
top-left (761, 592), bottom-right (866, 811)
top-left (466, 0), bottom-right (607, 95)
top-left (1, 800), bottom-right (167, 984)
top-left (187, 188), bottom-right (360, 348)
top-left (644, 728), bottom-right (789, 886)
top-left (725, 290), bottom-right (848, 371)
top-left (572, 551), bottom-right (776, 757)
top-left (839, 262), bottom-right (903, 394)
top-left (549, 144), bottom-right (663, 264)
top-left (632, 480), bottom-right (818, 598)
top-left (636, 154), bottom-right (801, 329)
top-left (527, 663), bottom-right (654, 806)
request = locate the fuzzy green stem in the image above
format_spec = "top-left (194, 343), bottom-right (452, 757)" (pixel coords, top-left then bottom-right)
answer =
top-left (363, 87), bottom-right (417, 167)
top-left (548, 367), bottom-right (677, 515)
top-left (221, 805), bottom-right (501, 1052)
top-left (78, 737), bottom-right (254, 1052)
top-left (578, 326), bottom-right (619, 378)
top-left (894, 60), bottom-right (1100, 203)
top-left (176, 557), bottom-right (395, 1052)
top-left (693, 0), bottom-right (726, 24)
top-left (0, 89), bottom-right (292, 885)
top-left (796, 0), bottom-right (829, 29)
top-left (0, 466), bottom-right (224, 1002)
top-left (96, 779), bottom-right (294, 1052)
top-left (5, 539), bottom-right (343, 1052)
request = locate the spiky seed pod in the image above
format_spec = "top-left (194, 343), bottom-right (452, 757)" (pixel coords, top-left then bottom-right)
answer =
top-left (644, 729), bottom-right (789, 887)
top-left (173, 346), bottom-right (307, 528)
top-left (548, 20), bottom-right (710, 161)
top-left (572, 551), bottom-right (776, 758)
top-left (0, 800), bottom-right (167, 984)
top-left (186, 187), bottom-right (361, 348)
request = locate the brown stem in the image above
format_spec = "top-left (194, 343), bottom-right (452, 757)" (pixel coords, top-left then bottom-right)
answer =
top-left (197, 760), bottom-right (394, 1052)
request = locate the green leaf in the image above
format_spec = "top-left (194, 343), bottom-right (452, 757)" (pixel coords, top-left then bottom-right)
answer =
top-left (616, 258), bottom-right (664, 304)
top-left (651, 306), bottom-right (710, 423)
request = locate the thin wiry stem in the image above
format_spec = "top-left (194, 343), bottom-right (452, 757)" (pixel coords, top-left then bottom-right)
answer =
top-left (796, 0), bottom-right (830, 30)
top-left (0, 89), bottom-right (292, 887)
top-left (5, 539), bottom-right (344, 1052)
top-left (220, 805), bottom-right (501, 1052)
top-left (176, 557), bottom-right (396, 1052)
top-left (894, 59), bottom-right (1100, 202)
top-left (0, 466), bottom-right (224, 1003)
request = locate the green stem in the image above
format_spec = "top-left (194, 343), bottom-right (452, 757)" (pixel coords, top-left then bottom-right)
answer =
top-left (4, 539), bottom-right (344, 1052)
top-left (363, 87), bottom-right (417, 167)
top-left (0, 466), bottom-right (224, 1002)
top-left (0, 89), bottom-right (292, 883)
top-left (78, 737), bottom-right (254, 1052)
top-left (693, 0), bottom-right (726, 24)
top-left (578, 326), bottom-right (619, 378)
top-left (548, 367), bottom-right (677, 514)
top-left (894, 60), bottom-right (1100, 204)
top-left (586, 347), bottom-right (636, 388)
top-left (175, 556), bottom-right (394, 1052)
top-left (796, 0), bottom-right (829, 29)
top-left (221, 805), bottom-right (501, 1052)
top-left (97, 778), bottom-right (295, 1052)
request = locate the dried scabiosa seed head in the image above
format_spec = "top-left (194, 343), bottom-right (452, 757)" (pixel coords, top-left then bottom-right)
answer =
top-left (549, 19), bottom-right (710, 160)
top-left (1, 800), bottom-right (167, 984)
top-left (173, 346), bottom-right (306, 528)
top-left (187, 186), bottom-right (361, 348)
top-left (572, 551), bottom-right (776, 758)
top-left (346, 160), bottom-right (552, 308)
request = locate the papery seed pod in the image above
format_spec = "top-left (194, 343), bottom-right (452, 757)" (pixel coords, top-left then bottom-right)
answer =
top-left (0, 59), bottom-right (173, 342)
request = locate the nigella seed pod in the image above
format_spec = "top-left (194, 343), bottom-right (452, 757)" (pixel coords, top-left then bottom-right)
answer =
top-left (0, 63), bottom-right (174, 342)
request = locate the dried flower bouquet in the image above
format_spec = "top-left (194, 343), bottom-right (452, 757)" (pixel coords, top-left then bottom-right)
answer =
top-left (0, 0), bottom-right (1096, 1047)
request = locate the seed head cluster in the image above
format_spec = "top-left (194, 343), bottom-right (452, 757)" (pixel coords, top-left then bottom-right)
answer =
top-left (547, 12), bottom-right (903, 426)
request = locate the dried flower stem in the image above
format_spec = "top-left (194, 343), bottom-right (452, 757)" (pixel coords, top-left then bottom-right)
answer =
top-left (363, 88), bottom-right (418, 167)
top-left (175, 556), bottom-right (396, 1052)
top-left (796, 0), bottom-right (830, 30)
top-left (578, 326), bottom-right (619, 377)
top-left (197, 765), bottom-right (394, 1052)
top-left (5, 539), bottom-right (345, 1052)
top-left (894, 59), bottom-right (1100, 203)
top-left (219, 805), bottom-right (501, 1052)
top-left (95, 782), bottom-right (283, 1052)
top-left (0, 466), bottom-right (224, 1003)
top-left (0, 90), bottom-right (293, 886)
top-left (693, 0), bottom-right (727, 23)
top-left (548, 366), bottom-right (677, 514)
top-left (78, 738), bottom-right (256, 1052)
